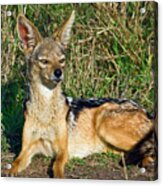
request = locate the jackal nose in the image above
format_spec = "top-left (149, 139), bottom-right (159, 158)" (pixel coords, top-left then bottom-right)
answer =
top-left (54, 69), bottom-right (62, 78)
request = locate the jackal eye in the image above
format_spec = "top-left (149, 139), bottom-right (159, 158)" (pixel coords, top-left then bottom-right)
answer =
top-left (40, 60), bottom-right (49, 65)
top-left (59, 56), bottom-right (65, 64)
top-left (59, 59), bottom-right (65, 64)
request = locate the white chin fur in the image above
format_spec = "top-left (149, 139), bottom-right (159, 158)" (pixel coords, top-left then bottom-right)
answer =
top-left (38, 84), bottom-right (53, 99)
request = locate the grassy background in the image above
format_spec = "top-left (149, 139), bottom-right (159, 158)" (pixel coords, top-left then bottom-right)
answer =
top-left (1, 2), bottom-right (157, 155)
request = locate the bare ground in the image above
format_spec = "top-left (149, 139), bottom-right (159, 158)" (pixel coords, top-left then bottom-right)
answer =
top-left (1, 152), bottom-right (157, 181)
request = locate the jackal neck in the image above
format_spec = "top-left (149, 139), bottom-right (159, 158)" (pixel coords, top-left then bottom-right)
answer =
top-left (27, 82), bottom-right (67, 124)
top-left (30, 82), bottom-right (64, 104)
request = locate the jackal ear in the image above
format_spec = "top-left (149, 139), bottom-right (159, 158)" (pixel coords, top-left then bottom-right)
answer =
top-left (17, 14), bottom-right (42, 54)
top-left (53, 10), bottom-right (75, 47)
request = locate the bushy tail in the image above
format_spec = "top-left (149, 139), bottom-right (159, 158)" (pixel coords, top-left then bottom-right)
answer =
top-left (120, 130), bottom-right (157, 167)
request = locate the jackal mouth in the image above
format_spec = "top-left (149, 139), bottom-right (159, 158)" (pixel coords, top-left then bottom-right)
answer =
top-left (40, 75), bottom-right (63, 89)
top-left (50, 75), bottom-right (63, 83)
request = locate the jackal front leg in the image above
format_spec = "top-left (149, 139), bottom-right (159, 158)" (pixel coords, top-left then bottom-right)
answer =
top-left (5, 140), bottom-right (43, 176)
top-left (52, 128), bottom-right (68, 178)
top-left (5, 118), bottom-right (41, 176)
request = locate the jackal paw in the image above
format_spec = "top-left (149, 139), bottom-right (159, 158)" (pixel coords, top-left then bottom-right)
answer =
top-left (4, 164), bottom-right (19, 177)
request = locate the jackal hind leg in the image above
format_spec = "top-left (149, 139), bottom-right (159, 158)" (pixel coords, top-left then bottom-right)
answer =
top-left (121, 131), bottom-right (157, 166)
top-left (95, 108), bottom-right (153, 152)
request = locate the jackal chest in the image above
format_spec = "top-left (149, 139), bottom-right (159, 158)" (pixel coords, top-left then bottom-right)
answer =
top-left (26, 106), bottom-right (66, 141)
top-left (27, 119), bottom-right (58, 144)
top-left (33, 124), bottom-right (56, 140)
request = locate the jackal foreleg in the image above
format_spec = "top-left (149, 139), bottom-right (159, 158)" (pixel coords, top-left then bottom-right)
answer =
top-left (52, 126), bottom-right (68, 178)
top-left (6, 140), bottom-right (43, 176)
top-left (5, 117), bottom-right (43, 176)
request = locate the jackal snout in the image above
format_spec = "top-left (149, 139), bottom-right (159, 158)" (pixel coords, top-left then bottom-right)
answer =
top-left (53, 68), bottom-right (62, 81)
top-left (45, 67), bottom-right (63, 83)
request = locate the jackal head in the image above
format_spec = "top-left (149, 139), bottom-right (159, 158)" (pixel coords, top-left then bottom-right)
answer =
top-left (17, 11), bottom-right (75, 89)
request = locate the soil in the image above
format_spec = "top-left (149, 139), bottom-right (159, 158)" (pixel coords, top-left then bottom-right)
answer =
top-left (1, 152), bottom-right (157, 180)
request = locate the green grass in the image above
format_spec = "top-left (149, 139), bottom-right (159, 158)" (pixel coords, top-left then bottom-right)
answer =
top-left (1, 2), bottom-right (157, 154)
top-left (66, 157), bottom-right (86, 171)
top-left (66, 152), bottom-right (120, 172)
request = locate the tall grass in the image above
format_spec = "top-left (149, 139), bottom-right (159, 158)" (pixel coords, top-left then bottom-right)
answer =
top-left (1, 2), bottom-right (157, 153)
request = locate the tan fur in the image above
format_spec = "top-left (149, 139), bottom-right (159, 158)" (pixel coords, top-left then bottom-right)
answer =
top-left (6, 11), bottom-right (154, 178)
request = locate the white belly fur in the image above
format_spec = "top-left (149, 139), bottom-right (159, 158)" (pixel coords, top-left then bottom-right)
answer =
top-left (68, 133), bottom-right (106, 159)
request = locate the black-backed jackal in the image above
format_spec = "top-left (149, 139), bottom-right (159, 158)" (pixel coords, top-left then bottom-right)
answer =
top-left (5, 11), bottom-right (156, 178)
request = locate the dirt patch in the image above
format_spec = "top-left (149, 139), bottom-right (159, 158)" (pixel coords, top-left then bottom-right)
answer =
top-left (1, 152), bottom-right (156, 180)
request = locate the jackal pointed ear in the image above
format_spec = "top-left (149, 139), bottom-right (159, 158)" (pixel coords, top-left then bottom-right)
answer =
top-left (17, 14), bottom-right (42, 54)
top-left (53, 10), bottom-right (75, 47)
